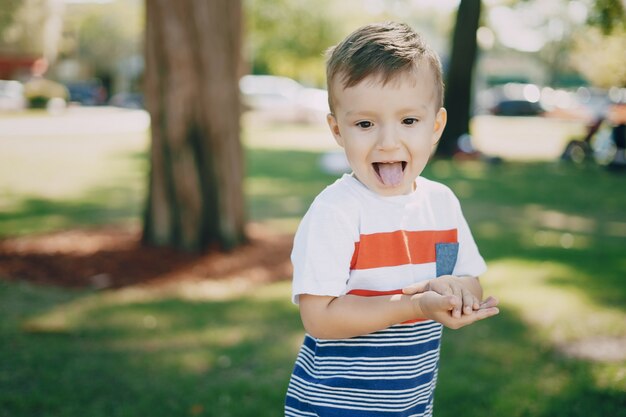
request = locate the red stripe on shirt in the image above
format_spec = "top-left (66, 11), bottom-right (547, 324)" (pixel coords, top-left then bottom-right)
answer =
top-left (350, 229), bottom-right (457, 270)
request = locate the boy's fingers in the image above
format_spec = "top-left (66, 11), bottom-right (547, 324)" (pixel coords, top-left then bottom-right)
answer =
top-left (452, 286), bottom-right (462, 318)
top-left (433, 294), bottom-right (458, 311)
top-left (479, 296), bottom-right (499, 309)
top-left (475, 307), bottom-right (499, 320)
top-left (458, 306), bottom-right (499, 327)
top-left (461, 289), bottom-right (475, 315)
top-left (402, 282), bottom-right (428, 295)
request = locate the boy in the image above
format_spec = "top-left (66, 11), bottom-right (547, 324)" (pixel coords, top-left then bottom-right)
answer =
top-left (285, 22), bottom-right (499, 417)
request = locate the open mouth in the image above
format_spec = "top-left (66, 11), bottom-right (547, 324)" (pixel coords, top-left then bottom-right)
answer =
top-left (372, 161), bottom-right (407, 187)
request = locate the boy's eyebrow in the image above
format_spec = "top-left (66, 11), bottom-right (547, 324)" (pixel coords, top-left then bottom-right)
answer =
top-left (396, 105), bottom-right (429, 114)
top-left (344, 105), bottom-right (430, 117)
top-left (344, 109), bottom-right (378, 117)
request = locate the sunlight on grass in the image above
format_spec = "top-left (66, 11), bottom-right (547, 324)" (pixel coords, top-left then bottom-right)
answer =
top-left (3, 279), bottom-right (301, 416)
top-left (484, 259), bottom-right (626, 342)
top-left (245, 178), bottom-right (294, 196)
top-left (0, 133), bottom-right (148, 199)
top-left (22, 279), bottom-right (295, 333)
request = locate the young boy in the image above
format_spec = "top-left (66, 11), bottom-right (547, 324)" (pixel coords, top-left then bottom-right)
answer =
top-left (285, 22), bottom-right (499, 417)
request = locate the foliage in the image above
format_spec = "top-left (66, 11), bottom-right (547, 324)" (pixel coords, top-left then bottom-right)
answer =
top-left (243, 0), bottom-right (341, 86)
top-left (61, 0), bottom-right (143, 76)
top-left (571, 26), bottom-right (626, 88)
top-left (0, 0), bottom-right (47, 55)
top-left (242, 0), bottom-right (455, 87)
top-left (0, 0), bottom-right (21, 36)
top-left (588, 0), bottom-right (626, 34)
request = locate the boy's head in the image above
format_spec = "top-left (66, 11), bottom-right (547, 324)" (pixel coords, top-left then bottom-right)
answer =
top-left (324, 22), bottom-right (447, 197)
top-left (326, 21), bottom-right (444, 114)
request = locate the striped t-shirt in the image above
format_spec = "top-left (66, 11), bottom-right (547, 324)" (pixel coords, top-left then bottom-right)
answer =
top-left (285, 174), bottom-right (487, 417)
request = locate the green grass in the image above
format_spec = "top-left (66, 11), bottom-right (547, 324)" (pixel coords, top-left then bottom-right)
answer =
top-left (0, 280), bottom-right (301, 417)
top-left (1, 121), bottom-right (625, 416)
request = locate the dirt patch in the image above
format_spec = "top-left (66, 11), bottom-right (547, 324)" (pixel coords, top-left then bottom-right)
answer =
top-left (558, 337), bottom-right (626, 362)
top-left (0, 223), bottom-right (293, 290)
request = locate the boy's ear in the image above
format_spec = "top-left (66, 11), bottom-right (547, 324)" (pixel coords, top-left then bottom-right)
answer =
top-left (432, 107), bottom-right (447, 146)
top-left (327, 113), bottom-right (344, 147)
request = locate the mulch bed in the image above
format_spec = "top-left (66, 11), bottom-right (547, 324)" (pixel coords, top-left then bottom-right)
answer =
top-left (0, 224), bottom-right (293, 290)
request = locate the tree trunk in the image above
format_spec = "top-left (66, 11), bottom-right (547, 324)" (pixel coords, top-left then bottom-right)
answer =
top-left (143, 0), bottom-right (245, 252)
top-left (437, 0), bottom-right (482, 157)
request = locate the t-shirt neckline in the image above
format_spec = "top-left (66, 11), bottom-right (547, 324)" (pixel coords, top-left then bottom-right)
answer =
top-left (343, 173), bottom-right (422, 204)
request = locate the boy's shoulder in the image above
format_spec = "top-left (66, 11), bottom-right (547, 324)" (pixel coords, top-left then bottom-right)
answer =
top-left (416, 176), bottom-right (458, 200)
top-left (313, 174), bottom-right (363, 209)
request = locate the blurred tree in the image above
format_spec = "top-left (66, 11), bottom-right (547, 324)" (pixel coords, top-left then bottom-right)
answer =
top-left (61, 1), bottom-right (143, 83)
top-left (571, 0), bottom-right (626, 88)
top-left (244, 0), bottom-right (339, 86)
top-left (0, 0), bottom-right (47, 56)
top-left (0, 0), bottom-right (21, 35)
top-left (571, 26), bottom-right (626, 88)
top-left (143, 0), bottom-right (246, 252)
top-left (437, 0), bottom-right (482, 157)
top-left (588, 0), bottom-right (625, 34)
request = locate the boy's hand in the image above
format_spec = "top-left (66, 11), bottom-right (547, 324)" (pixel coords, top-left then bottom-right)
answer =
top-left (413, 292), bottom-right (499, 329)
top-left (403, 275), bottom-right (480, 318)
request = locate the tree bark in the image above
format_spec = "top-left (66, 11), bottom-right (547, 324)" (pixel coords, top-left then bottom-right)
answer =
top-left (437, 0), bottom-right (482, 157)
top-left (143, 0), bottom-right (245, 252)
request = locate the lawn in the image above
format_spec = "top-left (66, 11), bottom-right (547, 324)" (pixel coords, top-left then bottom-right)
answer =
top-left (1, 114), bottom-right (625, 416)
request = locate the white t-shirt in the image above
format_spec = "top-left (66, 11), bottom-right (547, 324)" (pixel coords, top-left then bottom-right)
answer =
top-left (291, 173), bottom-right (487, 304)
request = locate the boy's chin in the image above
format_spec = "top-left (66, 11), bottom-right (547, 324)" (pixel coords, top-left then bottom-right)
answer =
top-left (371, 181), bottom-right (414, 196)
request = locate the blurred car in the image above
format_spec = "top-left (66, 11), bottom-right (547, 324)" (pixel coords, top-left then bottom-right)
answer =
top-left (0, 80), bottom-right (26, 111)
top-left (295, 87), bottom-right (329, 124)
top-left (490, 99), bottom-right (545, 117)
top-left (240, 75), bottom-right (302, 111)
top-left (239, 74), bottom-right (328, 124)
top-left (109, 92), bottom-right (144, 109)
top-left (65, 79), bottom-right (107, 106)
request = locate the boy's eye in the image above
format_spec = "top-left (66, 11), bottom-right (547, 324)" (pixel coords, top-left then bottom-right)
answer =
top-left (356, 121), bottom-right (373, 129)
top-left (402, 118), bottom-right (419, 125)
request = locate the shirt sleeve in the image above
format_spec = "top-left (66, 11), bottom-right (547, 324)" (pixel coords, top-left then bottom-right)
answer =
top-left (449, 193), bottom-right (487, 278)
top-left (291, 201), bottom-right (357, 304)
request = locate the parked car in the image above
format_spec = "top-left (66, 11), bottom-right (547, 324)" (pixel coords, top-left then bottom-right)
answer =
top-left (239, 74), bottom-right (328, 124)
top-left (65, 79), bottom-right (107, 106)
top-left (0, 80), bottom-right (26, 111)
top-left (490, 99), bottom-right (545, 116)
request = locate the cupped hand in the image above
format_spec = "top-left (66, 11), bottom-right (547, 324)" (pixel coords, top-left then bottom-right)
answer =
top-left (404, 276), bottom-right (481, 318)
top-left (414, 291), bottom-right (499, 330)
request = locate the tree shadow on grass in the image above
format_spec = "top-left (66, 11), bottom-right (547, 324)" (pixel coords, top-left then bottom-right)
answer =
top-left (0, 188), bottom-right (143, 239)
top-left (438, 307), bottom-right (626, 417)
top-left (245, 148), bottom-right (340, 223)
top-left (0, 289), bottom-right (303, 417)
top-left (2, 286), bottom-right (624, 417)
top-left (425, 160), bottom-right (626, 313)
top-left (476, 228), bottom-right (626, 313)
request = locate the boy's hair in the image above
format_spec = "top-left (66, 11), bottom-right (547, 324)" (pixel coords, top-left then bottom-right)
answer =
top-left (326, 22), bottom-right (444, 113)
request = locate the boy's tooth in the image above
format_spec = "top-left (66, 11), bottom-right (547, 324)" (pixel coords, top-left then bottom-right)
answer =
top-left (378, 162), bottom-right (403, 186)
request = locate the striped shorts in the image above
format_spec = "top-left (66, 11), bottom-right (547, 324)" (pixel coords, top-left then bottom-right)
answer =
top-left (285, 320), bottom-right (443, 417)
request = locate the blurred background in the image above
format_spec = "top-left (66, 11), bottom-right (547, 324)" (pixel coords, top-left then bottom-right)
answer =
top-left (0, 0), bottom-right (625, 416)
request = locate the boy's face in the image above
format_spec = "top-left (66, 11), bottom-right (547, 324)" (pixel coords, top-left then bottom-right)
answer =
top-left (327, 70), bottom-right (447, 196)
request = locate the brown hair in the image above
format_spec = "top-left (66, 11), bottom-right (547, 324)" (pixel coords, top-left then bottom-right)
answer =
top-left (326, 22), bottom-right (444, 112)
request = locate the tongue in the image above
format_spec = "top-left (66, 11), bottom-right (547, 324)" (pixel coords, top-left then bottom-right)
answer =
top-left (377, 162), bottom-right (403, 186)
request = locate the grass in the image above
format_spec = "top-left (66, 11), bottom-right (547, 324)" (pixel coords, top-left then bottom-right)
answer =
top-left (1, 117), bottom-right (625, 416)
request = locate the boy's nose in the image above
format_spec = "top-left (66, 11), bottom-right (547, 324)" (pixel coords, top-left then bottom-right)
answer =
top-left (376, 125), bottom-right (400, 150)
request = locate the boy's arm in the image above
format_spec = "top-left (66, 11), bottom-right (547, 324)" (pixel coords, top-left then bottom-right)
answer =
top-left (299, 290), bottom-right (499, 340)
